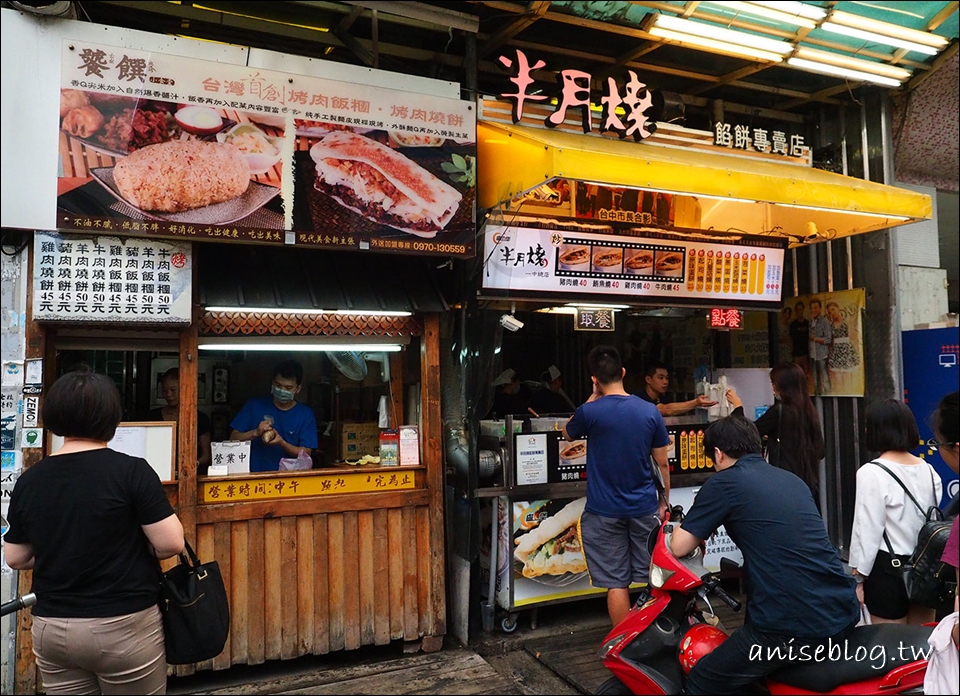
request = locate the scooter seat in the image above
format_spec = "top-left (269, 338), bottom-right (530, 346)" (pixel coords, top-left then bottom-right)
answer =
top-left (770, 624), bottom-right (932, 693)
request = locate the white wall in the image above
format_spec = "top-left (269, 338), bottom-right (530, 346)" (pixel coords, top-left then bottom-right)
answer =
top-left (898, 266), bottom-right (949, 329)
top-left (0, 8), bottom-right (460, 231)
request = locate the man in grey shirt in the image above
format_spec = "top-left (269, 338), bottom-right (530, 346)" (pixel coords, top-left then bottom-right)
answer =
top-left (808, 298), bottom-right (832, 395)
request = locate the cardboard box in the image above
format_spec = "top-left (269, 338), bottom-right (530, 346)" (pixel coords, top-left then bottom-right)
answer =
top-left (211, 440), bottom-right (251, 475)
top-left (399, 425), bottom-right (420, 466)
top-left (341, 422), bottom-right (380, 460)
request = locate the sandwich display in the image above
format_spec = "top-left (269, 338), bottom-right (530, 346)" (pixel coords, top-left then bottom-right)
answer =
top-left (625, 250), bottom-right (654, 270)
top-left (309, 131), bottom-right (463, 238)
top-left (559, 441), bottom-right (586, 461)
top-left (559, 246), bottom-right (589, 266)
top-left (514, 497), bottom-right (587, 579)
top-left (656, 252), bottom-right (684, 273)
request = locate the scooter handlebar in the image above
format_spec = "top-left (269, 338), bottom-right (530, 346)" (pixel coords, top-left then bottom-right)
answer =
top-left (0, 593), bottom-right (37, 617)
top-left (711, 584), bottom-right (742, 612)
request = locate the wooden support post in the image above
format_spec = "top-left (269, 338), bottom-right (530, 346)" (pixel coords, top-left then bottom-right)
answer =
top-left (420, 313), bottom-right (446, 637)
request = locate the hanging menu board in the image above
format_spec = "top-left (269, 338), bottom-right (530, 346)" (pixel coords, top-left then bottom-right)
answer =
top-left (33, 231), bottom-right (191, 323)
top-left (482, 224), bottom-right (785, 306)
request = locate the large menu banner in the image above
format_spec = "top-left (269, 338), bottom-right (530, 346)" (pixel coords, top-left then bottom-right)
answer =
top-left (55, 40), bottom-right (476, 257)
top-left (482, 224), bottom-right (785, 305)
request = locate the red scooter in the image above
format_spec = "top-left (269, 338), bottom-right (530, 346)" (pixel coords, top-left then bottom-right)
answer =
top-left (596, 507), bottom-right (931, 695)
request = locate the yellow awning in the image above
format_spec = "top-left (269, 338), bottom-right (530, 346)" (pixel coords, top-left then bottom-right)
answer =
top-left (478, 122), bottom-right (931, 245)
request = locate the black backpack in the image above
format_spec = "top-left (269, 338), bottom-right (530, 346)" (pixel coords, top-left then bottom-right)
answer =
top-left (872, 461), bottom-right (956, 609)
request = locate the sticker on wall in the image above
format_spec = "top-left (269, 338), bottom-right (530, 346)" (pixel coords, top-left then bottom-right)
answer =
top-left (2, 361), bottom-right (24, 387)
top-left (23, 395), bottom-right (39, 428)
top-left (21, 427), bottom-right (42, 449)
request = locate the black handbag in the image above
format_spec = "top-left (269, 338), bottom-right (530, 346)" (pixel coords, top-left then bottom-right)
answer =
top-left (159, 539), bottom-right (230, 664)
top-left (872, 461), bottom-right (956, 609)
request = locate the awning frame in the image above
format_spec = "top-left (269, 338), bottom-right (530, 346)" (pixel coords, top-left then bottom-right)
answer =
top-left (478, 121), bottom-right (932, 247)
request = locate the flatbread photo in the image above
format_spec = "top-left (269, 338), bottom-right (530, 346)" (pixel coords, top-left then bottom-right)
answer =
top-left (514, 497), bottom-right (587, 580)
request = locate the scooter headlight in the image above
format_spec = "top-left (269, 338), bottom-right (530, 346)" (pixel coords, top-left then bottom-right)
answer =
top-left (649, 562), bottom-right (675, 588)
top-left (598, 632), bottom-right (627, 659)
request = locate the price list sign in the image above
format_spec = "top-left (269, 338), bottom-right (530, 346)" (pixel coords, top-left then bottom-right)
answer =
top-left (33, 232), bottom-right (192, 323)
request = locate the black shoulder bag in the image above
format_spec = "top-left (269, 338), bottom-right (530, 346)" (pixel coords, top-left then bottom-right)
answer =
top-left (870, 461), bottom-right (956, 609)
top-left (159, 539), bottom-right (230, 664)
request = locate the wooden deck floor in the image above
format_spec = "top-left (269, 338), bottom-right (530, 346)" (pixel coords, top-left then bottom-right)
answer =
top-left (186, 650), bottom-right (522, 695)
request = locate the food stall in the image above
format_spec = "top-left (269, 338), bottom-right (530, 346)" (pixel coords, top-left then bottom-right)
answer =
top-left (3, 16), bottom-right (474, 692)
top-left (464, 49), bottom-right (931, 633)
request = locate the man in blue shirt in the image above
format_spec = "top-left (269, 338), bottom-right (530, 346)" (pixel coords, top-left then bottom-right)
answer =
top-left (564, 345), bottom-right (671, 627)
top-left (229, 360), bottom-right (318, 473)
top-left (671, 415), bottom-right (858, 695)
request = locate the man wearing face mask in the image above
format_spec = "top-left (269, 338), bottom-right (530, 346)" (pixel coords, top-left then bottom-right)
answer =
top-left (230, 360), bottom-right (318, 472)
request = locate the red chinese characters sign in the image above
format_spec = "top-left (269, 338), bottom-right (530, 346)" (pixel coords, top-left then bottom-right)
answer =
top-left (498, 50), bottom-right (658, 140)
top-left (710, 308), bottom-right (743, 330)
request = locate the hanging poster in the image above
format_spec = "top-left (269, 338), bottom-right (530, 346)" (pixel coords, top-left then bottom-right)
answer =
top-left (33, 232), bottom-right (192, 324)
top-left (784, 288), bottom-right (865, 397)
top-left (482, 224), bottom-right (785, 306)
top-left (55, 40), bottom-right (476, 258)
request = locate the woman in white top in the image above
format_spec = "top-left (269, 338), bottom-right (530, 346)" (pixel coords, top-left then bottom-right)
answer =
top-left (850, 399), bottom-right (942, 625)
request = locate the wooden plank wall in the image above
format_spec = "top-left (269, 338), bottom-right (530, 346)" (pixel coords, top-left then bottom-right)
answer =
top-left (192, 505), bottom-right (441, 669)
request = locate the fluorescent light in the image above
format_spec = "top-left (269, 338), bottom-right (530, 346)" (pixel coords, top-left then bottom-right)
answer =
top-left (829, 10), bottom-right (948, 49)
top-left (580, 181), bottom-right (760, 206)
top-left (821, 22), bottom-right (938, 56)
top-left (199, 342), bottom-right (404, 352)
top-left (649, 27), bottom-right (785, 63)
top-left (787, 57), bottom-right (903, 87)
top-left (794, 47), bottom-right (911, 81)
top-left (203, 306), bottom-right (412, 317)
top-left (566, 303), bottom-right (631, 310)
top-left (774, 201), bottom-right (912, 220)
top-left (535, 307), bottom-right (578, 315)
top-left (654, 15), bottom-right (793, 55)
top-left (706, 1), bottom-right (817, 29)
top-left (748, 1), bottom-right (826, 21)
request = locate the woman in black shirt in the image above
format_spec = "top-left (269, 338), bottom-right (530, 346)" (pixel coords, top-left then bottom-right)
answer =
top-left (725, 362), bottom-right (824, 501)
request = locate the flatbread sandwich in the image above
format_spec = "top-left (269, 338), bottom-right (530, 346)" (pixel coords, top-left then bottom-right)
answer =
top-left (514, 497), bottom-right (587, 579)
top-left (309, 131), bottom-right (462, 238)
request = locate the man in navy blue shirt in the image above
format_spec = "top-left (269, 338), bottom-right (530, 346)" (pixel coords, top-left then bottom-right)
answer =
top-left (564, 345), bottom-right (671, 626)
top-left (671, 415), bottom-right (858, 695)
top-left (230, 360), bottom-right (318, 473)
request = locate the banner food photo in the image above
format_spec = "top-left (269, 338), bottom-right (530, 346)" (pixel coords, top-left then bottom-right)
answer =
top-left (779, 288), bottom-right (865, 397)
top-left (55, 40), bottom-right (476, 257)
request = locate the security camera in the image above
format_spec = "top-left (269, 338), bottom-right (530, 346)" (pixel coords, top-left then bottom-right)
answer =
top-left (500, 314), bottom-right (524, 332)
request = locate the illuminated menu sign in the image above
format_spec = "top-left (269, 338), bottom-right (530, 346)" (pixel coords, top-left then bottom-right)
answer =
top-left (482, 225), bottom-right (785, 306)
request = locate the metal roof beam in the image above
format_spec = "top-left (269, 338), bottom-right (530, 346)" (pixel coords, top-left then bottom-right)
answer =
top-left (337, 1), bottom-right (480, 32)
top-left (478, 0), bottom-right (551, 59)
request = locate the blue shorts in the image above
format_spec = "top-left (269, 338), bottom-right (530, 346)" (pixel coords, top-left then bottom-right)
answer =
top-left (579, 511), bottom-right (661, 588)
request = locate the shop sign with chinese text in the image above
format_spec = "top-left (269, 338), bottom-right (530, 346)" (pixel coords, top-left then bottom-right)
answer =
top-left (482, 225), bottom-right (785, 306)
top-left (56, 40), bottom-right (476, 258)
top-left (713, 121), bottom-right (807, 158)
top-left (575, 308), bottom-right (616, 332)
top-left (32, 232), bottom-right (192, 323)
top-left (498, 49), bottom-right (658, 140)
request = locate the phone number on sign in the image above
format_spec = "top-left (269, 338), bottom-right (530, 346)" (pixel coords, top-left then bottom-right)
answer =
top-left (412, 242), bottom-right (466, 254)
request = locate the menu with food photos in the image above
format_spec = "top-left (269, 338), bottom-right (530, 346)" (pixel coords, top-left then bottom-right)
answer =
top-left (55, 39), bottom-right (476, 258)
top-left (482, 223), bottom-right (786, 306)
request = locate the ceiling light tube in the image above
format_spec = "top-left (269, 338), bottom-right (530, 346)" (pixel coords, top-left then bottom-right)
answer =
top-left (705, 1), bottom-right (817, 29)
top-left (566, 303), bottom-right (631, 310)
top-left (203, 306), bottom-right (412, 316)
top-left (794, 47), bottom-right (911, 81)
top-left (829, 10), bottom-right (948, 48)
top-left (655, 14), bottom-right (794, 55)
top-left (579, 181), bottom-right (759, 205)
top-left (787, 57), bottom-right (903, 87)
top-left (198, 342), bottom-right (404, 352)
top-left (821, 22), bottom-right (939, 56)
top-left (748, 1), bottom-right (826, 21)
top-left (774, 201), bottom-right (912, 220)
top-left (649, 27), bottom-right (786, 62)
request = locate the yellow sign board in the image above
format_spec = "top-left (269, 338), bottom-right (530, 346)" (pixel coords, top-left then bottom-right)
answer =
top-left (200, 469), bottom-right (418, 503)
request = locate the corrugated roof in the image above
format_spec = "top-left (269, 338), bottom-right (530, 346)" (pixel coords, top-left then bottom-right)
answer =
top-left (197, 244), bottom-right (449, 313)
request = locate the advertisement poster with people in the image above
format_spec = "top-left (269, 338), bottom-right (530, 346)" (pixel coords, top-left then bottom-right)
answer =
top-left (779, 288), bottom-right (865, 397)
